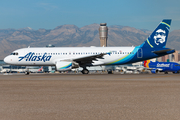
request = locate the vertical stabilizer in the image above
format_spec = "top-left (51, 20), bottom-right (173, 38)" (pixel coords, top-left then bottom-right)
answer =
top-left (143, 60), bottom-right (150, 68)
top-left (142, 19), bottom-right (171, 48)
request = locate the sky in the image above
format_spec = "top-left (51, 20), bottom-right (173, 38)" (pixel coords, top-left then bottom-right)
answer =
top-left (1, 0), bottom-right (180, 31)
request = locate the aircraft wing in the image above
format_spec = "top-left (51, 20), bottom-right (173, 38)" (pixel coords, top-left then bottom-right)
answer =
top-left (55, 52), bottom-right (110, 67)
top-left (72, 53), bottom-right (109, 66)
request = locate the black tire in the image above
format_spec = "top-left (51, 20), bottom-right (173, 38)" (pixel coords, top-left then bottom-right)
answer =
top-left (81, 69), bottom-right (89, 74)
top-left (25, 71), bottom-right (29, 75)
top-left (107, 69), bottom-right (113, 74)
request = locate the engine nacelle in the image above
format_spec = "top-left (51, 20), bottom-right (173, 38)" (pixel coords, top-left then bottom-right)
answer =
top-left (151, 69), bottom-right (158, 74)
top-left (56, 61), bottom-right (79, 71)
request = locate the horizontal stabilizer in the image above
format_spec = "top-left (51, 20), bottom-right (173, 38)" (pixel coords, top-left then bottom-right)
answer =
top-left (152, 48), bottom-right (175, 54)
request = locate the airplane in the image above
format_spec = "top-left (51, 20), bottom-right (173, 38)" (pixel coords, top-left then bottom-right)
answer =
top-left (38, 66), bottom-right (43, 72)
top-left (4, 19), bottom-right (175, 75)
top-left (144, 60), bottom-right (180, 74)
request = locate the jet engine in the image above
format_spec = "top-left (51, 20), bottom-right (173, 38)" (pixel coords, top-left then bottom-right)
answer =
top-left (56, 61), bottom-right (79, 71)
top-left (151, 69), bottom-right (158, 74)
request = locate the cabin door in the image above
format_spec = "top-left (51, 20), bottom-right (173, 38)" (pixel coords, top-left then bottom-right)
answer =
top-left (137, 48), bottom-right (143, 58)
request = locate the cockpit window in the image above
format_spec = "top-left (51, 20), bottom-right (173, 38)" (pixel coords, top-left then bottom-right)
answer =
top-left (10, 52), bottom-right (18, 55)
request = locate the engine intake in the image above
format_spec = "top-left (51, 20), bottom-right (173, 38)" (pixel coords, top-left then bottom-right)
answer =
top-left (151, 69), bottom-right (158, 74)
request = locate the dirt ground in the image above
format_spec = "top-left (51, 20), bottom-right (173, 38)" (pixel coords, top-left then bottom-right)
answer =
top-left (0, 73), bottom-right (180, 120)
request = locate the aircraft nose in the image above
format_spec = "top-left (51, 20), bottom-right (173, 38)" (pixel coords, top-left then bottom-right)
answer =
top-left (4, 56), bottom-right (11, 64)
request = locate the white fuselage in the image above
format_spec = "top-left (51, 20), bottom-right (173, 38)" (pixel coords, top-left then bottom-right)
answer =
top-left (4, 46), bottom-right (136, 66)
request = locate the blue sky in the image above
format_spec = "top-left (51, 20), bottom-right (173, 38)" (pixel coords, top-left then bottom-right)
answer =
top-left (1, 0), bottom-right (180, 31)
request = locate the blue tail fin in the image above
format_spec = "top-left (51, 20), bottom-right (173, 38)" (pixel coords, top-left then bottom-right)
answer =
top-left (142, 19), bottom-right (171, 48)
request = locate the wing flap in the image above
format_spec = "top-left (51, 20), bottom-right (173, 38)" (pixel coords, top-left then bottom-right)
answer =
top-left (73, 53), bottom-right (106, 62)
top-left (55, 53), bottom-right (109, 66)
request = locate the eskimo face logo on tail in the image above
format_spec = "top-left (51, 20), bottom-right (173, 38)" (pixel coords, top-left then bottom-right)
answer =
top-left (18, 52), bottom-right (52, 62)
top-left (144, 20), bottom-right (171, 48)
top-left (154, 29), bottom-right (166, 45)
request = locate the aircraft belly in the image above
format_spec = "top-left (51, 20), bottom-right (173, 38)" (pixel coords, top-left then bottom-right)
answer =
top-left (17, 61), bottom-right (54, 66)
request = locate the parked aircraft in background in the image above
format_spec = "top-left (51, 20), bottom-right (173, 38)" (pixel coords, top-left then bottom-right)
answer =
top-left (4, 19), bottom-right (175, 74)
top-left (144, 60), bottom-right (180, 74)
top-left (38, 66), bottom-right (43, 72)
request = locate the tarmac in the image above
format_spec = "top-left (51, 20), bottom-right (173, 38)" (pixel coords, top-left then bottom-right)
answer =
top-left (0, 73), bottom-right (180, 120)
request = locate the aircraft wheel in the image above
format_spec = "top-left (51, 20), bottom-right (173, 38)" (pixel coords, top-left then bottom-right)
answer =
top-left (164, 71), bottom-right (168, 74)
top-left (107, 69), bottom-right (113, 74)
top-left (81, 69), bottom-right (89, 74)
top-left (173, 72), bottom-right (176, 74)
top-left (25, 71), bottom-right (30, 75)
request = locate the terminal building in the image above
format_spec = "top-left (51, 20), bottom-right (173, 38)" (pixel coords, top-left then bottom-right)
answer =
top-left (0, 60), bottom-right (42, 73)
top-left (157, 50), bottom-right (180, 62)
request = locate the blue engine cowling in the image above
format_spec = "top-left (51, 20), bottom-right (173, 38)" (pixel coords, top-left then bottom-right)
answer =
top-left (151, 69), bottom-right (158, 74)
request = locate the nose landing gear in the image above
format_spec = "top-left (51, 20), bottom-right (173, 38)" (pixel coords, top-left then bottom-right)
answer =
top-left (25, 68), bottom-right (30, 75)
top-left (25, 71), bottom-right (30, 75)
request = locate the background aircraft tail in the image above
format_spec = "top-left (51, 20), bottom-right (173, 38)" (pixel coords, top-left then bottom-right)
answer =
top-left (141, 19), bottom-right (171, 48)
top-left (143, 60), bottom-right (150, 68)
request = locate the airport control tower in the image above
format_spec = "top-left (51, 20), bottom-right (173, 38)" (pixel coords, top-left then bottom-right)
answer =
top-left (99, 23), bottom-right (108, 47)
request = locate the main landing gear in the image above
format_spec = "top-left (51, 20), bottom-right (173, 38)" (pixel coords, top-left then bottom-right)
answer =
top-left (25, 71), bottom-right (30, 75)
top-left (81, 68), bottom-right (89, 74)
